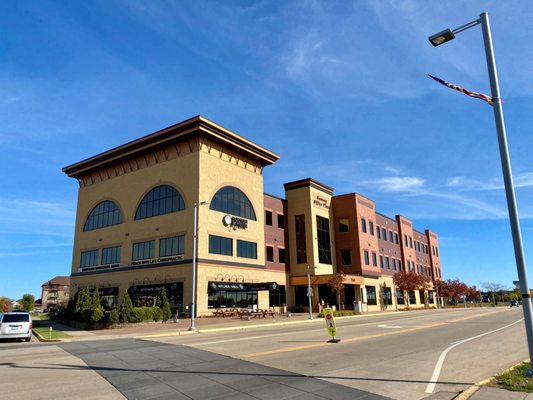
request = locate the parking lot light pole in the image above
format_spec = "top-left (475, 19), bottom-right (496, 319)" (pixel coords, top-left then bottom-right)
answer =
top-left (189, 201), bottom-right (208, 332)
top-left (429, 12), bottom-right (533, 374)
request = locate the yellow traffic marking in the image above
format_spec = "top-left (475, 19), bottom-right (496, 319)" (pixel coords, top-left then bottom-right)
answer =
top-left (243, 310), bottom-right (501, 358)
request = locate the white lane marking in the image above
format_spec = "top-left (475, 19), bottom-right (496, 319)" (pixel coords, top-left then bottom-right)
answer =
top-left (185, 308), bottom-right (504, 347)
top-left (425, 318), bottom-right (524, 394)
top-left (378, 324), bottom-right (402, 329)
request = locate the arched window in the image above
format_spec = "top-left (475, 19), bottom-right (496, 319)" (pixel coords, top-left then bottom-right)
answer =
top-left (84, 201), bottom-right (122, 231)
top-left (135, 185), bottom-right (185, 220)
top-left (210, 186), bottom-right (256, 220)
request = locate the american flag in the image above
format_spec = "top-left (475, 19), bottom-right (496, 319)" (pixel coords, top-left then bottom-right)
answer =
top-left (427, 74), bottom-right (493, 106)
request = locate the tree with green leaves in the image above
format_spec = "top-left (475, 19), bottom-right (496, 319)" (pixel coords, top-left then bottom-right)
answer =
top-left (0, 297), bottom-right (11, 312)
top-left (20, 294), bottom-right (35, 311)
top-left (89, 287), bottom-right (104, 323)
top-left (119, 291), bottom-right (134, 323)
top-left (158, 287), bottom-right (172, 321)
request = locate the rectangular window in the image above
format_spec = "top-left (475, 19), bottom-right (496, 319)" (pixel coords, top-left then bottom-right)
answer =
top-left (277, 214), bottom-right (285, 229)
top-left (159, 235), bottom-right (184, 257)
top-left (132, 240), bottom-right (155, 261)
top-left (101, 246), bottom-right (121, 265)
top-left (382, 287), bottom-right (393, 305)
top-left (389, 230), bottom-right (393, 242)
top-left (341, 249), bottom-right (352, 266)
top-left (395, 233), bottom-right (399, 244)
top-left (379, 255), bottom-right (384, 269)
top-left (364, 250), bottom-right (370, 266)
top-left (429, 291), bottom-right (435, 304)
top-left (80, 249), bottom-right (98, 268)
top-left (366, 286), bottom-right (377, 305)
top-left (392, 258), bottom-right (397, 271)
top-left (269, 285), bottom-right (286, 307)
top-left (237, 240), bottom-right (257, 259)
top-left (382, 227), bottom-right (386, 240)
top-left (316, 216), bottom-right (332, 264)
top-left (209, 235), bottom-right (233, 256)
top-left (396, 288), bottom-right (404, 304)
top-left (339, 218), bottom-right (349, 232)
top-left (377, 226), bottom-right (381, 239)
top-left (372, 252), bottom-right (377, 267)
top-left (385, 256), bottom-right (390, 269)
top-left (436, 247), bottom-right (439, 257)
top-left (409, 291), bottom-right (416, 304)
top-left (278, 248), bottom-right (286, 264)
top-left (265, 245), bottom-right (274, 262)
top-left (265, 210), bottom-right (273, 226)
top-left (398, 259), bottom-right (402, 271)
top-left (361, 217), bottom-right (367, 233)
top-left (369, 221), bottom-right (374, 236)
top-left (409, 236), bottom-right (413, 248)
top-left (295, 215), bottom-right (307, 263)
top-left (404, 234), bottom-right (408, 246)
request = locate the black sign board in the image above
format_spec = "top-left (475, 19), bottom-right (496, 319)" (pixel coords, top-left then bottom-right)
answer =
top-left (128, 282), bottom-right (183, 296)
top-left (89, 287), bottom-right (118, 296)
top-left (208, 281), bottom-right (279, 292)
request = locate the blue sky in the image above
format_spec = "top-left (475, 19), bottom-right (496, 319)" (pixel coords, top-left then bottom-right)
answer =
top-left (2, 1), bottom-right (533, 300)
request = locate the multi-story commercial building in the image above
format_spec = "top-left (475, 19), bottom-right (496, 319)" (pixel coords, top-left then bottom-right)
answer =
top-left (63, 116), bottom-right (442, 315)
top-left (41, 276), bottom-right (70, 312)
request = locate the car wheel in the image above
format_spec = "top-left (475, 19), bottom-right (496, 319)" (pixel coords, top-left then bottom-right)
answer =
top-left (25, 336), bottom-right (31, 342)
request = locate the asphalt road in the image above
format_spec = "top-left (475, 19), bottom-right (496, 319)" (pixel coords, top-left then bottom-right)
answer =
top-left (152, 307), bottom-right (527, 399)
top-left (0, 307), bottom-right (527, 400)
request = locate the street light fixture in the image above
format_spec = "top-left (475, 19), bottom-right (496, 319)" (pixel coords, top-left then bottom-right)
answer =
top-left (189, 200), bottom-right (209, 332)
top-left (429, 12), bottom-right (533, 374)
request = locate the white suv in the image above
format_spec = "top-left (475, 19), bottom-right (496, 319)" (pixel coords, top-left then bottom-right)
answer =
top-left (0, 312), bottom-right (32, 341)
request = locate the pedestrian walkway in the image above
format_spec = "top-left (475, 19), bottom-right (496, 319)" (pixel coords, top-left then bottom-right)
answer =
top-left (39, 312), bottom-right (395, 341)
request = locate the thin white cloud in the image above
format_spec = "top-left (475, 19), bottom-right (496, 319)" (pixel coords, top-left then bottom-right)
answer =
top-left (446, 172), bottom-right (533, 191)
top-left (374, 176), bottom-right (425, 193)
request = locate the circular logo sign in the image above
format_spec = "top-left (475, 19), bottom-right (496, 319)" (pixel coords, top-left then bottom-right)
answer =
top-left (223, 215), bottom-right (232, 226)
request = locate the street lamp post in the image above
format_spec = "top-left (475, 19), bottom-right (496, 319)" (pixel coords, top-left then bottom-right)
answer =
top-left (429, 12), bottom-right (533, 374)
top-left (189, 201), bottom-right (208, 332)
top-left (307, 265), bottom-right (314, 319)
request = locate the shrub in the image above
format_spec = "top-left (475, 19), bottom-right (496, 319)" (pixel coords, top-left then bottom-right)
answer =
top-left (119, 292), bottom-right (134, 323)
top-left (89, 287), bottom-right (104, 323)
top-left (132, 307), bottom-right (156, 322)
top-left (152, 307), bottom-right (163, 322)
top-left (158, 287), bottom-right (172, 321)
top-left (108, 309), bottom-right (119, 324)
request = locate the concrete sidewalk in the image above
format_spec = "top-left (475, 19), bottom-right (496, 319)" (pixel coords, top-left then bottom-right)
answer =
top-left (38, 311), bottom-right (394, 341)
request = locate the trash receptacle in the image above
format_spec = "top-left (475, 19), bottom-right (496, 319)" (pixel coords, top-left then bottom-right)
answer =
top-left (354, 300), bottom-right (362, 313)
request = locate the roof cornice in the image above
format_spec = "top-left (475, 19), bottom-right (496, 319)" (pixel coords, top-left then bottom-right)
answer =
top-left (63, 116), bottom-right (279, 178)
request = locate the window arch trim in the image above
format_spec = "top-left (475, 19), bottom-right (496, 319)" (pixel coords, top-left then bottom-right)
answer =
top-left (209, 186), bottom-right (257, 220)
top-left (134, 184), bottom-right (186, 221)
top-left (83, 200), bottom-right (123, 231)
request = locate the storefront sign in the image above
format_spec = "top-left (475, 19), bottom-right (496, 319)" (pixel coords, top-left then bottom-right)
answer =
top-left (89, 287), bottom-right (118, 296)
top-left (223, 215), bottom-right (248, 230)
top-left (208, 281), bottom-right (279, 292)
top-left (313, 193), bottom-right (330, 210)
top-left (131, 254), bottom-right (184, 266)
top-left (128, 282), bottom-right (183, 296)
top-left (209, 282), bottom-right (246, 291)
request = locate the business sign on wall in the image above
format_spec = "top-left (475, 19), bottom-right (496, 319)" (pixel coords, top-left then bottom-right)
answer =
top-left (312, 192), bottom-right (330, 210)
top-left (223, 215), bottom-right (248, 230)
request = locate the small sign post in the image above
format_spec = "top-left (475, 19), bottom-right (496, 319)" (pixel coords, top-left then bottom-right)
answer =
top-left (323, 307), bottom-right (340, 343)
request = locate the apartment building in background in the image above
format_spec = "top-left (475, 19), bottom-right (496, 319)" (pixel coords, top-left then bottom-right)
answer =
top-left (63, 116), bottom-right (442, 315)
top-left (41, 276), bottom-right (70, 312)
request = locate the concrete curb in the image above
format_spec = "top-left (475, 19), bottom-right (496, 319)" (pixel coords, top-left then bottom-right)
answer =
top-left (137, 311), bottom-right (401, 339)
top-left (32, 330), bottom-right (64, 343)
top-left (455, 359), bottom-right (530, 400)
